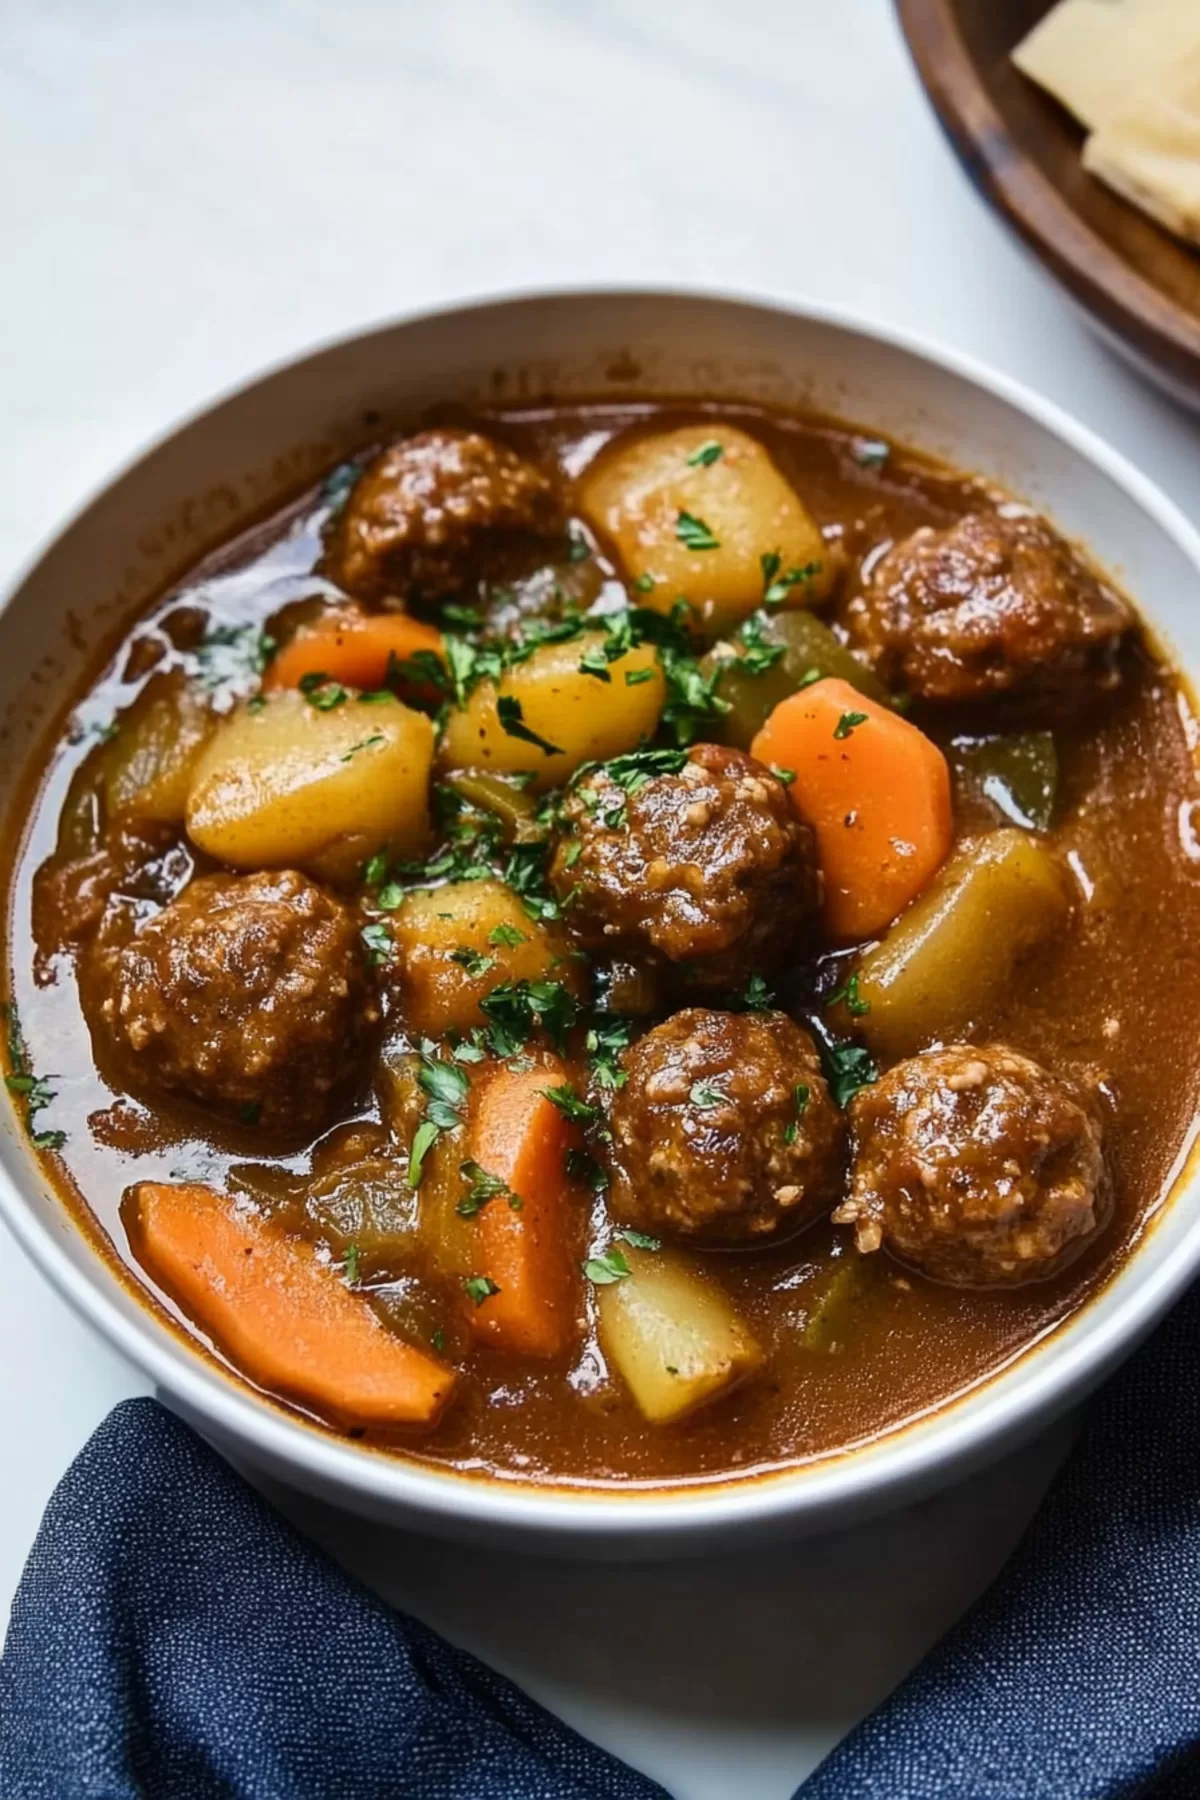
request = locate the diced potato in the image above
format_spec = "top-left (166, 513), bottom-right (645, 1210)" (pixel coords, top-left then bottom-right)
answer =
top-left (104, 671), bottom-right (216, 825)
top-left (855, 830), bottom-right (1071, 1059)
top-left (439, 632), bottom-right (663, 792)
top-left (186, 690), bottom-right (434, 883)
top-left (596, 1245), bottom-right (763, 1425)
top-left (579, 423), bottom-right (839, 635)
top-left (389, 878), bottom-right (585, 1036)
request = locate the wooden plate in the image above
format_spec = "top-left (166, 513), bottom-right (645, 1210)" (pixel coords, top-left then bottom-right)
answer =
top-left (896, 0), bottom-right (1200, 410)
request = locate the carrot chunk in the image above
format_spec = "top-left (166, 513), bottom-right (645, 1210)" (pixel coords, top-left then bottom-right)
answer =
top-left (464, 1060), bottom-right (580, 1359)
top-left (263, 610), bottom-right (444, 696)
top-left (751, 676), bottom-right (952, 941)
top-left (128, 1182), bottom-right (455, 1429)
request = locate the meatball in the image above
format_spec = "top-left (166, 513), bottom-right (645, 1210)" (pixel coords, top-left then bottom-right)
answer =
top-left (325, 428), bottom-right (563, 603)
top-left (88, 869), bottom-right (379, 1134)
top-left (835, 1043), bottom-right (1110, 1286)
top-left (549, 744), bottom-right (820, 991)
top-left (847, 509), bottom-right (1131, 707)
top-left (607, 1009), bottom-right (844, 1245)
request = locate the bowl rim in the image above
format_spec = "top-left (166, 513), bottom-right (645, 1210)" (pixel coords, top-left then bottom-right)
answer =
top-left (894, 0), bottom-right (1200, 399)
top-left (5, 280), bottom-right (1200, 1539)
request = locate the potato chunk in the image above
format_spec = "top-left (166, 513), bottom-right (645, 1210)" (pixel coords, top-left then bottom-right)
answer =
top-left (186, 690), bottom-right (434, 883)
top-left (596, 1244), bottom-right (763, 1425)
top-left (388, 878), bottom-right (585, 1036)
top-left (580, 424), bottom-right (838, 634)
top-left (854, 830), bottom-right (1071, 1059)
top-left (439, 632), bottom-right (663, 792)
top-left (104, 671), bottom-right (216, 826)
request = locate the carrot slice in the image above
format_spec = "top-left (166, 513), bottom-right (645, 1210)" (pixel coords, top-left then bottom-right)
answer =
top-left (128, 1182), bottom-right (455, 1429)
top-left (751, 676), bottom-right (952, 941)
top-left (263, 610), bottom-right (444, 696)
top-left (464, 1059), bottom-right (580, 1359)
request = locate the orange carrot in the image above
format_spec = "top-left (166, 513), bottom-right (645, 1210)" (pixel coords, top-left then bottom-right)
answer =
top-left (263, 609), bottom-right (444, 696)
top-left (463, 1059), bottom-right (580, 1359)
top-left (128, 1182), bottom-right (455, 1429)
top-left (751, 676), bottom-right (952, 941)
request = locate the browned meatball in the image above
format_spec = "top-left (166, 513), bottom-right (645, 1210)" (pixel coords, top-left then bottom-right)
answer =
top-left (325, 428), bottom-right (563, 603)
top-left (549, 744), bottom-right (820, 991)
top-left (607, 1009), bottom-right (844, 1245)
top-left (88, 870), bottom-right (379, 1134)
top-left (835, 1043), bottom-right (1110, 1286)
top-left (847, 510), bottom-right (1131, 707)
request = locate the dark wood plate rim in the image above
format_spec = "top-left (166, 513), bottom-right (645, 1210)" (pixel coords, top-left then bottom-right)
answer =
top-left (895, 0), bottom-right (1200, 393)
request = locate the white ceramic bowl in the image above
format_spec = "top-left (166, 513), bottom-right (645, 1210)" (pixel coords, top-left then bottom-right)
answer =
top-left (4, 289), bottom-right (1200, 1555)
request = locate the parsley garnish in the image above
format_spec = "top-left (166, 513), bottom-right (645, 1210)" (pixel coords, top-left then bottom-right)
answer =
top-left (2, 1002), bottom-right (66, 1151)
top-left (480, 979), bottom-right (579, 1056)
top-left (760, 552), bottom-right (823, 608)
top-left (340, 732), bottom-right (385, 762)
top-left (829, 972), bottom-right (870, 1016)
top-left (689, 1080), bottom-right (728, 1110)
top-left (488, 922), bottom-right (527, 949)
top-left (585, 1016), bottom-right (633, 1090)
top-left (464, 1275), bottom-right (501, 1306)
top-left (456, 1161), bottom-right (519, 1218)
top-left (675, 510), bottom-right (720, 552)
top-left (195, 622), bottom-right (276, 696)
top-left (540, 1083), bottom-right (598, 1124)
top-left (633, 573), bottom-right (657, 593)
top-left (740, 974), bottom-right (774, 1012)
top-left (686, 439), bottom-right (723, 467)
top-left (565, 1146), bottom-right (609, 1191)
top-left (736, 611), bottom-right (787, 677)
top-left (299, 670), bottom-right (349, 711)
top-left (407, 1053), bottom-right (470, 1185)
top-left (583, 1248), bottom-right (632, 1285)
top-left (821, 1040), bottom-right (878, 1109)
top-left (772, 765), bottom-right (796, 786)
top-left (343, 1243), bottom-right (362, 1285)
top-left (496, 695), bottom-right (563, 757)
top-left (362, 851), bottom-right (389, 887)
top-left (834, 711), bottom-right (868, 740)
top-left (616, 1228), bottom-right (661, 1251)
top-left (578, 643), bottom-right (613, 683)
top-left (451, 947), bottom-right (496, 978)
top-left (360, 922), bottom-right (394, 967)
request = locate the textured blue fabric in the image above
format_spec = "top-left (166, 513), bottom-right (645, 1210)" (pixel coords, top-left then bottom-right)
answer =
top-left (0, 1399), bottom-right (667, 1800)
top-left (796, 1281), bottom-right (1200, 1799)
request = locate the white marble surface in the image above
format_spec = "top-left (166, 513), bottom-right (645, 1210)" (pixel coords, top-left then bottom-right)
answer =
top-left (2, 3), bottom-right (1199, 1795)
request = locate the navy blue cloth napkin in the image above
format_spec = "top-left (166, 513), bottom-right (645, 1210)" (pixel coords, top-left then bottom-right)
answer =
top-left (4, 1282), bottom-right (1200, 1800)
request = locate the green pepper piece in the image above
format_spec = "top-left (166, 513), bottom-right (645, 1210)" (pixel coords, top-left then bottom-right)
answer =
top-left (703, 609), bottom-right (889, 750)
top-left (444, 769), bottom-right (542, 842)
top-left (948, 732), bottom-right (1058, 833)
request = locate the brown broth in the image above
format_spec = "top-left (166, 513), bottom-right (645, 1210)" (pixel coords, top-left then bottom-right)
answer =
top-left (6, 399), bottom-right (1200, 1489)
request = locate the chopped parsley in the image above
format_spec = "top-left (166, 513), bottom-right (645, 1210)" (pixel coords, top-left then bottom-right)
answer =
top-left (739, 973), bottom-right (774, 1012)
top-left (488, 922), bottom-right (527, 949)
top-left (496, 695), bottom-right (563, 757)
top-left (430, 1328), bottom-right (446, 1354)
top-left (578, 643), bottom-right (613, 683)
top-left (675, 510), bottom-right (720, 552)
top-left (829, 972), bottom-right (870, 1016)
top-left (195, 622), bottom-right (276, 695)
top-left (407, 1053), bottom-right (470, 1185)
top-left (686, 439), bottom-right (723, 467)
top-left (3, 1003), bottom-right (66, 1151)
top-left (360, 922), bottom-right (394, 967)
top-left (616, 1227), bottom-right (661, 1251)
top-left (299, 670), bottom-right (349, 711)
top-left (736, 611), bottom-right (787, 677)
top-left (464, 1275), bottom-right (501, 1306)
top-left (772, 765), bottom-right (796, 786)
top-left (834, 710), bottom-right (869, 740)
top-left (625, 666), bottom-right (654, 685)
top-left (583, 1248), bottom-right (632, 1285)
top-left (451, 946), bottom-right (496, 978)
top-left (689, 1080), bottom-right (728, 1110)
top-left (633, 573), bottom-right (657, 593)
top-left (821, 1040), bottom-right (878, 1109)
top-left (456, 1160), bottom-right (520, 1218)
top-left (540, 1083), bottom-right (599, 1124)
top-left (585, 1016), bottom-right (633, 1090)
top-left (760, 552), bottom-right (823, 608)
top-left (343, 1243), bottom-right (362, 1285)
top-left (480, 978), bottom-right (579, 1056)
top-left (362, 851), bottom-right (389, 887)
top-left (340, 732), bottom-right (385, 762)
top-left (565, 1146), bottom-right (609, 1192)
top-left (784, 1082), bottom-right (810, 1145)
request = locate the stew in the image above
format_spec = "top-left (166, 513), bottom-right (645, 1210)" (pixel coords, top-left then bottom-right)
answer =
top-left (7, 397), bottom-right (1200, 1488)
